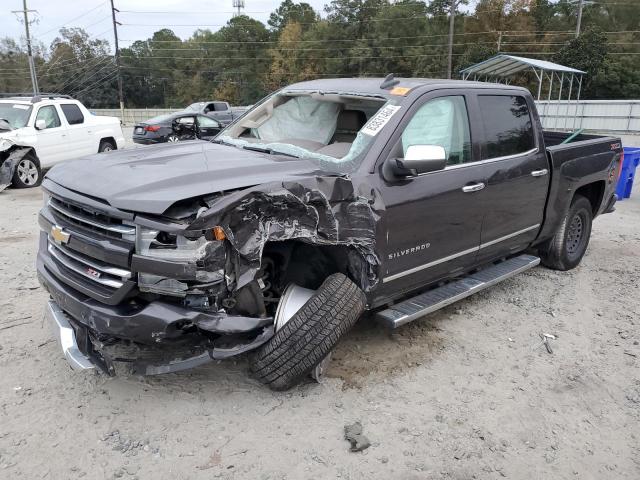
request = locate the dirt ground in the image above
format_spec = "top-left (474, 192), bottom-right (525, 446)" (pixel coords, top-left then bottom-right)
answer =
top-left (0, 184), bottom-right (638, 480)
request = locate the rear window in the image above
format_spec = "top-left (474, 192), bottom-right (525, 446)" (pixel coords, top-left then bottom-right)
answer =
top-left (214, 102), bottom-right (228, 111)
top-left (146, 114), bottom-right (173, 123)
top-left (478, 95), bottom-right (535, 159)
top-left (60, 104), bottom-right (84, 125)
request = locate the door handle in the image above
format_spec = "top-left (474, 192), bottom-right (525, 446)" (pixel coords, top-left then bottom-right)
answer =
top-left (531, 169), bottom-right (548, 177)
top-left (462, 182), bottom-right (485, 193)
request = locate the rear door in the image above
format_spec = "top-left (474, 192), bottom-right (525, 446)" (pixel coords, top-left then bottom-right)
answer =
top-left (474, 93), bottom-right (550, 264)
top-left (213, 102), bottom-right (232, 124)
top-left (375, 91), bottom-right (486, 297)
top-left (32, 104), bottom-right (68, 168)
top-left (196, 115), bottom-right (222, 140)
top-left (59, 103), bottom-right (94, 157)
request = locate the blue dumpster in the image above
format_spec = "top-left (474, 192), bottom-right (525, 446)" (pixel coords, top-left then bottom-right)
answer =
top-left (616, 147), bottom-right (640, 200)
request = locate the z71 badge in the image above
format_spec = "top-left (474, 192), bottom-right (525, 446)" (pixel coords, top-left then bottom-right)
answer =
top-left (388, 243), bottom-right (431, 260)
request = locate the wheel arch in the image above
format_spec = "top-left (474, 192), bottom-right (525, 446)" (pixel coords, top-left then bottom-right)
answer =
top-left (99, 137), bottom-right (117, 150)
top-left (574, 181), bottom-right (605, 216)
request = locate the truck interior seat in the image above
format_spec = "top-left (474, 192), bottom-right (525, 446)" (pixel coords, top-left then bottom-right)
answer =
top-left (331, 110), bottom-right (367, 143)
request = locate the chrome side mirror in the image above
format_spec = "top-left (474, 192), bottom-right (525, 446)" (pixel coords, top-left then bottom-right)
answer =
top-left (35, 119), bottom-right (47, 130)
top-left (388, 144), bottom-right (447, 177)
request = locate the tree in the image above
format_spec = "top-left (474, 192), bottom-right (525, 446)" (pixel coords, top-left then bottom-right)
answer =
top-left (553, 28), bottom-right (608, 96)
top-left (268, 1), bottom-right (318, 34)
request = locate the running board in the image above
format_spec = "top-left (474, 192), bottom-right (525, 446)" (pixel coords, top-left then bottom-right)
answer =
top-left (376, 254), bottom-right (540, 329)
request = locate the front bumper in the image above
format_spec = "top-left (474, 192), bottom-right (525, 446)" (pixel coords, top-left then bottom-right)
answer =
top-left (46, 300), bottom-right (95, 371)
top-left (38, 240), bottom-right (274, 375)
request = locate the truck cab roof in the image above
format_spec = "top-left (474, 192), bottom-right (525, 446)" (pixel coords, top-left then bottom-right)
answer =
top-left (283, 77), bottom-right (530, 98)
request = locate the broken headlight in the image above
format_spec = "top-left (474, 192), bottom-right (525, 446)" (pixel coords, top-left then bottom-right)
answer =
top-left (136, 227), bottom-right (225, 296)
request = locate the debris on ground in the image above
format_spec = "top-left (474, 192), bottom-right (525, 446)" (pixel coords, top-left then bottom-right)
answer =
top-left (344, 421), bottom-right (371, 452)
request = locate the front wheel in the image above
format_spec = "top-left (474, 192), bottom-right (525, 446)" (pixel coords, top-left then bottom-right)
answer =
top-left (11, 153), bottom-right (42, 188)
top-left (250, 273), bottom-right (366, 391)
top-left (98, 139), bottom-right (116, 152)
top-left (540, 195), bottom-right (593, 271)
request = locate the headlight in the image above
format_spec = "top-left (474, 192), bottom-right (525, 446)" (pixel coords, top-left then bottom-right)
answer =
top-left (0, 138), bottom-right (13, 152)
top-left (136, 227), bottom-right (225, 296)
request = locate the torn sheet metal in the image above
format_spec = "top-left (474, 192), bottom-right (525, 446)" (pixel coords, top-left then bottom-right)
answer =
top-left (0, 146), bottom-right (30, 192)
top-left (188, 176), bottom-right (382, 292)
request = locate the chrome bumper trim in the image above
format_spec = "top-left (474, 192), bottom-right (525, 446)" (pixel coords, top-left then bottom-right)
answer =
top-left (46, 300), bottom-right (95, 371)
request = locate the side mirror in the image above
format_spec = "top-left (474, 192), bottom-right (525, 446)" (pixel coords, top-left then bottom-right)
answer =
top-left (387, 145), bottom-right (447, 177)
top-left (35, 119), bottom-right (46, 130)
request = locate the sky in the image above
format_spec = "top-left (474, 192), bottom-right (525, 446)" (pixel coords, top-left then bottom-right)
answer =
top-left (3, 0), bottom-right (330, 52)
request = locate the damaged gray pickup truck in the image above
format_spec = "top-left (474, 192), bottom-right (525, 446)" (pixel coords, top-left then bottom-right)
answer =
top-left (37, 77), bottom-right (623, 390)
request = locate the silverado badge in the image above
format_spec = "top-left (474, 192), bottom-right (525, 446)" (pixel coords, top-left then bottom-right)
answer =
top-left (51, 225), bottom-right (70, 245)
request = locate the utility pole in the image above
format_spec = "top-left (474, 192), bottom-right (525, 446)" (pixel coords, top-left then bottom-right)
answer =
top-left (110, 0), bottom-right (125, 123)
top-left (12, 0), bottom-right (39, 95)
top-left (447, 0), bottom-right (457, 79)
top-left (497, 31), bottom-right (503, 52)
top-left (575, 0), bottom-right (584, 37)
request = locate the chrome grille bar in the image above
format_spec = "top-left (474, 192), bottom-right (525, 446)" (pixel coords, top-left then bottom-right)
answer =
top-left (48, 242), bottom-right (127, 289)
top-left (48, 199), bottom-right (135, 236)
top-left (49, 239), bottom-right (131, 279)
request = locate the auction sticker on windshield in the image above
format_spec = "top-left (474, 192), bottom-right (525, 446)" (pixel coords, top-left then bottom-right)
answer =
top-left (361, 105), bottom-right (401, 137)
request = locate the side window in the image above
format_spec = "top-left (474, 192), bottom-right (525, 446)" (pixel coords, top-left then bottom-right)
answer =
top-left (401, 96), bottom-right (472, 165)
top-left (35, 105), bottom-right (61, 129)
top-left (198, 116), bottom-right (219, 128)
top-left (204, 103), bottom-right (216, 113)
top-left (478, 95), bottom-right (536, 159)
top-left (176, 116), bottom-right (195, 125)
top-left (60, 104), bottom-right (84, 125)
top-left (214, 102), bottom-right (228, 112)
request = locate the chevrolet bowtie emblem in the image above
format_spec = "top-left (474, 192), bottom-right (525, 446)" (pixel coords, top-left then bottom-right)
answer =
top-left (51, 225), bottom-right (70, 244)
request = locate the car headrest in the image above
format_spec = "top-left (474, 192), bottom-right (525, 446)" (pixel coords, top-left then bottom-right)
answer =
top-left (337, 110), bottom-right (366, 132)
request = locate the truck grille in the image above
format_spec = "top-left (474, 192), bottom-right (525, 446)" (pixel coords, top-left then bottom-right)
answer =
top-left (48, 197), bottom-right (135, 239)
top-left (48, 240), bottom-right (132, 290)
top-left (41, 192), bottom-right (137, 305)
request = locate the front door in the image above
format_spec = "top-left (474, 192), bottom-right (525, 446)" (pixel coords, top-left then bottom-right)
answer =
top-left (33, 105), bottom-right (68, 168)
top-left (374, 92), bottom-right (487, 302)
top-left (473, 93), bottom-right (550, 264)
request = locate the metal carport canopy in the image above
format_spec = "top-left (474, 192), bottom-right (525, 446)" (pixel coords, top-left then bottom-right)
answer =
top-left (460, 54), bottom-right (585, 79)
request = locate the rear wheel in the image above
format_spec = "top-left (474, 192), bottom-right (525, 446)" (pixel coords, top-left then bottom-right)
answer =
top-left (250, 273), bottom-right (366, 391)
top-left (11, 153), bottom-right (41, 188)
top-left (540, 195), bottom-right (593, 270)
top-left (167, 134), bottom-right (179, 143)
top-left (98, 139), bottom-right (116, 152)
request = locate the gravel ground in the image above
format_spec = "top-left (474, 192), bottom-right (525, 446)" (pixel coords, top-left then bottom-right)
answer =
top-left (0, 182), bottom-right (639, 480)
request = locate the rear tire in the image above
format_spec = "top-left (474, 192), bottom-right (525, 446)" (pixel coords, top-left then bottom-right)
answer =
top-left (98, 139), bottom-right (116, 152)
top-left (540, 195), bottom-right (593, 271)
top-left (11, 153), bottom-right (41, 188)
top-left (250, 273), bottom-right (366, 391)
top-left (167, 134), bottom-right (179, 143)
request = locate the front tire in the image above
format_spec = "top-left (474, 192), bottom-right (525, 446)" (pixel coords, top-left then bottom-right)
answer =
top-left (11, 153), bottom-right (41, 188)
top-left (98, 139), bottom-right (116, 152)
top-left (250, 273), bottom-right (366, 391)
top-left (540, 195), bottom-right (593, 270)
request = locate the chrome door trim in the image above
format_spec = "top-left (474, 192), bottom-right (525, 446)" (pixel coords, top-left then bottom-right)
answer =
top-left (444, 147), bottom-right (539, 171)
top-left (479, 224), bottom-right (540, 249)
top-left (382, 224), bottom-right (540, 283)
top-left (382, 245), bottom-right (479, 283)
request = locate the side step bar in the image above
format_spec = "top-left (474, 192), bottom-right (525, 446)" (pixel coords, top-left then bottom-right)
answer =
top-left (376, 254), bottom-right (540, 328)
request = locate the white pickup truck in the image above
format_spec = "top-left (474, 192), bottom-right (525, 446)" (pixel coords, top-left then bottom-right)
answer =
top-left (0, 94), bottom-right (124, 190)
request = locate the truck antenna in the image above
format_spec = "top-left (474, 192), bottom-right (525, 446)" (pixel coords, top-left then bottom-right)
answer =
top-left (380, 74), bottom-right (400, 90)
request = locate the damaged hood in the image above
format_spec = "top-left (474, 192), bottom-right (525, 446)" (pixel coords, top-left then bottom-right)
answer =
top-left (45, 141), bottom-right (322, 214)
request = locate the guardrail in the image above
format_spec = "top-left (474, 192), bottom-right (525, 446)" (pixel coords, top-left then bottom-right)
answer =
top-left (93, 108), bottom-right (177, 124)
top-left (535, 100), bottom-right (640, 133)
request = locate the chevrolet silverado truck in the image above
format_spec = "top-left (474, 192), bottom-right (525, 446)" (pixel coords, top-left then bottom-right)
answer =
top-left (0, 93), bottom-right (124, 191)
top-left (37, 77), bottom-right (622, 390)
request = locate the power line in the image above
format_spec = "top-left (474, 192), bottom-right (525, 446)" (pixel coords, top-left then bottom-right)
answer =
top-left (34, 2), bottom-right (108, 37)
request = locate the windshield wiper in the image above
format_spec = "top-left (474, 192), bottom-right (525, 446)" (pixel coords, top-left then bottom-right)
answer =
top-left (241, 144), bottom-right (299, 158)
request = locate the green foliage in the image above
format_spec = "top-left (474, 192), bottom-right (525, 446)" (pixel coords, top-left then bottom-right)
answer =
top-left (1, 0), bottom-right (638, 107)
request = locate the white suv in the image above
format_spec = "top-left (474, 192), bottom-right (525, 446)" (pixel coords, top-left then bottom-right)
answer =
top-left (0, 94), bottom-right (124, 189)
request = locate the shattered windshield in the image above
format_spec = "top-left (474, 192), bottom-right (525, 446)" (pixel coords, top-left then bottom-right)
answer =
top-left (0, 103), bottom-right (32, 129)
top-left (218, 91), bottom-right (399, 173)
